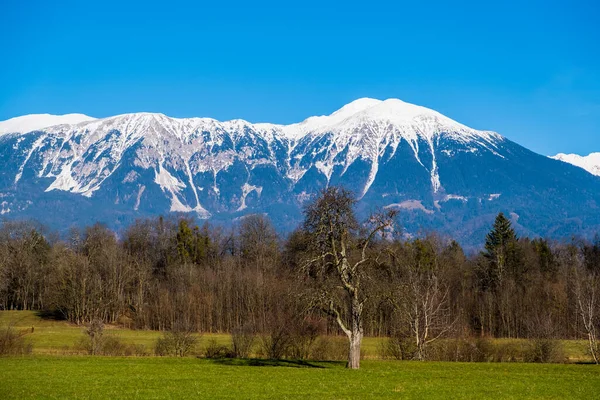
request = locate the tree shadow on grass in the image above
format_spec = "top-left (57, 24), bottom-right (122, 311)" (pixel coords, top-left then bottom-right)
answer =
top-left (35, 309), bottom-right (66, 321)
top-left (207, 358), bottom-right (345, 369)
top-left (573, 361), bottom-right (599, 365)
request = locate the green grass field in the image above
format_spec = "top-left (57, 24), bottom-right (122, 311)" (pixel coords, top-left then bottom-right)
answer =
top-left (1, 357), bottom-right (599, 399)
top-left (1, 311), bottom-right (599, 399)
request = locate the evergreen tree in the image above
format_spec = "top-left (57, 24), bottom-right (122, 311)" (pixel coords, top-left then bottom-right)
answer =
top-left (483, 212), bottom-right (518, 285)
top-left (532, 238), bottom-right (556, 275)
top-left (176, 220), bottom-right (210, 265)
top-left (176, 220), bottom-right (194, 264)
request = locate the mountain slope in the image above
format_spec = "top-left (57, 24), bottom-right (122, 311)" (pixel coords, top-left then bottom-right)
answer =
top-left (1, 99), bottom-right (599, 246)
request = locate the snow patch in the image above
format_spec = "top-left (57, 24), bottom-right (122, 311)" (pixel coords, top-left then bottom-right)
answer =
top-left (384, 200), bottom-right (434, 214)
top-left (154, 166), bottom-right (186, 192)
top-left (442, 194), bottom-right (468, 202)
top-left (237, 183), bottom-right (263, 211)
top-left (134, 185), bottom-right (145, 211)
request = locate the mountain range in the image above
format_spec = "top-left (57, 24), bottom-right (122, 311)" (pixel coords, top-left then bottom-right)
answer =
top-left (1, 98), bottom-right (599, 247)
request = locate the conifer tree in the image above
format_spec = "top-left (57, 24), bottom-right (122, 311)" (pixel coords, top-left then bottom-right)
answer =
top-left (483, 212), bottom-right (518, 285)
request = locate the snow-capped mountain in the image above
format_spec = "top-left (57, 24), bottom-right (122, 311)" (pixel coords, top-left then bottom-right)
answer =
top-left (0, 113), bottom-right (96, 136)
top-left (1, 98), bottom-right (600, 246)
top-left (551, 153), bottom-right (600, 176)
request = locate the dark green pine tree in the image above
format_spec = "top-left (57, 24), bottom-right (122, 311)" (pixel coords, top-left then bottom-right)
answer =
top-left (176, 220), bottom-right (195, 264)
top-left (483, 212), bottom-right (518, 285)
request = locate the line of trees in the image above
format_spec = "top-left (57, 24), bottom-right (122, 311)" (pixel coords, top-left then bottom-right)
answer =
top-left (0, 187), bottom-right (599, 368)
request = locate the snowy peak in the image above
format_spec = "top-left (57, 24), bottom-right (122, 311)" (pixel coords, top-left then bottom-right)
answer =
top-left (0, 113), bottom-right (96, 135)
top-left (551, 153), bottom-right (600, 176)
top-left (284, 98), bottom-right (501, 144)
top-left (2, 98), bottom-right (502, 145)
top-left (330, 97), bottom-right (383, 117)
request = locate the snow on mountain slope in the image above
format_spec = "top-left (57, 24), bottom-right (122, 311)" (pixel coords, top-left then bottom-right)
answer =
top-left (26, 112), bottom-right (292, 216)
top-left (1, 98), bottom-right (509, 214)
top-left (286, 98), bottom-right (503, 198)
top-left (551, 153), bottom-right (600, 176)
top-left (0, 113), bottom-right (96, 135)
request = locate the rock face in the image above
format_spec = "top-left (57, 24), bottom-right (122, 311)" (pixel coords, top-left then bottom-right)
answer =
top-left (1, 98), bottom-right (600, 247)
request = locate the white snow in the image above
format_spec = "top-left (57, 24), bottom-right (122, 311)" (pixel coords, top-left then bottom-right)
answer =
top-left (442, 194), bottom-right (468, 202)
top-left (551, 153), bottom-right (600, 176)
top-left (0, 114), bottom-right (96, 135)
top-left (134, 185), bottom-right (145, 211)
top-left (384, 200), bottom-right (435, 214)
top-left (45, 161), bottom-right (79, 193)
top-left (237, 183), bottom-right (262, 211)
top-left (154, 166), bottom-right (186, 192)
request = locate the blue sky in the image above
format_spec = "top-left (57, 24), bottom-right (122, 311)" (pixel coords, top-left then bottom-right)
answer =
top-left (0, 0), bottom-right (598, 155)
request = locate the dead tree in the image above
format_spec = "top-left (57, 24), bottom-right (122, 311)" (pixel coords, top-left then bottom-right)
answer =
top-left (302, 187), bottom-right (396, 369)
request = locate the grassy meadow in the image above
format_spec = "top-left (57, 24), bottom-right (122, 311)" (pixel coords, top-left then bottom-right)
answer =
top-left (1, 311), bottom-right (599, 399)
top-left (2, 357), bottom-right (599, 399)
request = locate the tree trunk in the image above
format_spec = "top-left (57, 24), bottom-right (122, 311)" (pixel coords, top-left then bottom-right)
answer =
top-left (347, 296), bottom-right (363, 369)
top-left (347, 332), bottom-right (362, 369)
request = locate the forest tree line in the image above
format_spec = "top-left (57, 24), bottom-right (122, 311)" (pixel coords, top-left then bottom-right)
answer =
top-left (0, 188), bottom-right (599, 364)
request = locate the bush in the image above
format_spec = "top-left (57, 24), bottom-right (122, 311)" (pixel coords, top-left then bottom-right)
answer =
top-left (424, 338), bottom-right (522, 362)
top-left (287, 319), bottom-right (321, 360)
top-left (232, 324), bottom-right (255, 358)
top-left (77, 333), bottom-right (147, 356)
top-left (524, 338), bottom-right (565, 363)
top-left (154, 329), bottom-right (198, 357)
top-left (310, 336), bottom-right (348, 361)
top-left (0, 324), bottom-right (33, 356)
top-left (259, 325), bottom-right (292, 359)
top-left (380, 335), bottom-right (417, 360)
top-left (204, 338), bottom-right (234, 359)
top-left (411, 337), bottom-right (565, 363)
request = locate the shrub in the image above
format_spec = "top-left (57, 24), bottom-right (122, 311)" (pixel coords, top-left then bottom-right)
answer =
top-left (287, 319), bottom-right (321, 360)
top-left (260, 325), bottom-right (292, 359)
top-left (232, 324), bottom-right (255, 358)
top-left (204, 338), bottom-right (234, 359)
top-left (310, 336), bottom-right (348, 361)
top-left (524, 338), bottom-right (565, 363)
top-left (154, 329), bottom-right (198, 357)
top-left (77, 333), bottom-right (147, 356)
top-left (0, 324), bottom-right (33, 356)
top-left (380, 335), bottom-right (417, 360)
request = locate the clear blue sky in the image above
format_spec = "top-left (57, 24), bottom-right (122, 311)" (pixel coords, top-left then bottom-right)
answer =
top-left (1, 0), bottom-right (598, 155)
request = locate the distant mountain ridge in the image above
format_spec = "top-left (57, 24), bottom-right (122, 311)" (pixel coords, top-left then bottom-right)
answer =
top-left (551, 153), bottom-right (600, 177)
top-left (1, 98), bottom-right (599, 247)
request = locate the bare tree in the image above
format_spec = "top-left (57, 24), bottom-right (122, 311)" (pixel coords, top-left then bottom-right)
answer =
top-left (390, 238), bottom-right (453, 360)
top-left (84, 319), bottom-right (105, 355)
top-left (301, 187), bottom-right (396, 369)
top-left (573, 264), bottom-right (599, 364)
